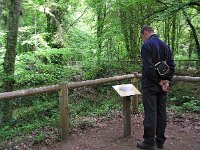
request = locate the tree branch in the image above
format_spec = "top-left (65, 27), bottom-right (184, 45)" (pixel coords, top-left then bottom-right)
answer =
top-left (182, 9), bottom-right (200, 59)
top-left (146, 0), bottom-right (200, 20)
top-left (67, 7), bottom-right (88, 31)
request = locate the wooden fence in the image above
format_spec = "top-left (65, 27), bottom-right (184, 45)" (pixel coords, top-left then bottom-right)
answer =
top-left (0, 73), bottom-right (200, 141)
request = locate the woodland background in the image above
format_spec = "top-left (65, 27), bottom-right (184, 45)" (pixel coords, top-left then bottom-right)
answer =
top-left (0, 0), bottom-right (199, 148)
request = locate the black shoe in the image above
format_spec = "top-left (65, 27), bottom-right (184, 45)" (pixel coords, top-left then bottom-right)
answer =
top-left (156, 143), bottom-right (163, 149)
top-left (137, 142), bottom-right (155, 150)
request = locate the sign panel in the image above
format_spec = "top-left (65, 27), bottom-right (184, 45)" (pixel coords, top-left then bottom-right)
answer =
top-left (113, 84), bottom-right (141, 97)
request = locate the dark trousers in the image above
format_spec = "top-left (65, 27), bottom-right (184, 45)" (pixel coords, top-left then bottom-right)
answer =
top-left (142, 85), bottom-right (167, 146)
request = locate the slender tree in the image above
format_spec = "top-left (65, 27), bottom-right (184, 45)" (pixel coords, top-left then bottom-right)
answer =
top-left (171, 14), bottom-right (176, 58)
top-left (96, 0), bottom-right (106, 64)
top-left (2, 0), bottom-right (21, 125)
top-left (118, 2), bottom-right (141, 61)
top-left (182, 9), bottom-right (200, 60)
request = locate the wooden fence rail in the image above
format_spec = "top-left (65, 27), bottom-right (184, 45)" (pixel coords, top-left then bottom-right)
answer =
top-left (0, 74), bottom-right (136, 100)
top-left (1, 74), bottom-right (200, 100)
top-left (0, 73), bottom-right (200, 140)
top-left (0, 85), bottom-right (60, 100)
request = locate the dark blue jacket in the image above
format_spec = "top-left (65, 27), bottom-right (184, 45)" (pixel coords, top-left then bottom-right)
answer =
top-left (141, 34), bottom-right (175, 88)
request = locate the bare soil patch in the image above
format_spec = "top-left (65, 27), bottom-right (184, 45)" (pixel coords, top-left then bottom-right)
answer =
top-left (35, 112), bottom-right (200, 150)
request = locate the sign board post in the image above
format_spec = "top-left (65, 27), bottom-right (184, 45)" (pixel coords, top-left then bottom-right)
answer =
top-left (131, 77), bottom-right (139, 113)
top-left (113, 84), bottom-right (141, 137)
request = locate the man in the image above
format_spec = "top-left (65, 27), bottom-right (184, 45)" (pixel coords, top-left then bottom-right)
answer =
top-left (137, 26), bottom-right (175, 150)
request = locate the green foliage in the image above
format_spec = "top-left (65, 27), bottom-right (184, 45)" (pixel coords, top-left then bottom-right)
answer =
top-left (169, 98), bottom-right (200, 113)
top-left (175, 54), bottom-right (198, 60)
top-left (67, 27), bottom-right (96, 53)
top-left (13, 100), bottom-right (58, 126)
top-left (169, 82), bottom-right (200, 106)
top-left (69, 90), bottom-right (122, 117)
top-left (13, 49), bottom-right (82, 88)
top-left (0, 118), bottom-right (55, 143)
top-left (82, 61), bottom-right (140, 80)
top-left (169, 82), bottom-right (200, 113)
top-left (34, 132), bottom-right (45, 144)
top-left (0, 31), bottom-right (6, 51)
top-left (0, 96), bottom-right (59, 143)
top-left (182, 99), bottom-right (200, 112)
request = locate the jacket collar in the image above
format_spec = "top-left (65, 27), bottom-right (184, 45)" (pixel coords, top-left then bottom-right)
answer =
top-left (148, 34), bottom-right (158, 40)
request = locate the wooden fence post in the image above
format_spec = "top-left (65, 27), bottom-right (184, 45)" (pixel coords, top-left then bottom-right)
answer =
top-left (131, 77), bottom-right (139, 113)
top-left (59, 83), bottom-right (69, 141)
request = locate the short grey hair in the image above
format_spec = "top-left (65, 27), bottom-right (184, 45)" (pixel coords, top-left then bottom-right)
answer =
top-left (141, 25), bottom-right (154, 34)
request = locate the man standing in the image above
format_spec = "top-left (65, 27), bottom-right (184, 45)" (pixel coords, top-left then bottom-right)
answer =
top-left (137, 26), bottom-right (175, 150)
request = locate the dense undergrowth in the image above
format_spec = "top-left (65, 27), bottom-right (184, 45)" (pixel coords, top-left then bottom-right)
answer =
top-left (0, 49), bottom-right (199, 148)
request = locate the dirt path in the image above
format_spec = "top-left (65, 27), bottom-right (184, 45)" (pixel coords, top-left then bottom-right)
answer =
top-left (35, 112), bottom-right (200, 150)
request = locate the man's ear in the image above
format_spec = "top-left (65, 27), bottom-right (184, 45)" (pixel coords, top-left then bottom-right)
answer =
top-left (144, 30), bottom-right (148, 36)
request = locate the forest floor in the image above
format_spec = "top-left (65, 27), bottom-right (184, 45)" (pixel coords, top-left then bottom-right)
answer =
top-left (34, 111), bottom-right (200, 150)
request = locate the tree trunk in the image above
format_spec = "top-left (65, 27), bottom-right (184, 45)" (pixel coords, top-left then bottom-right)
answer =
top-left (176, 15), bottom-right (181, 55)
top-left (46, 13), bottom-right (58, 47)
top-left (132, 24), bottom-right (140, 62)
top-left (119, 7), bottom-right (131, 60)
top-left (45, 8), bottom-right (65, 48)
top-left (0, 0), bottom-right (8, 127)
top-left (171, 14), bottom-right (176, 58)
top-left (96, 2), bottom-right (106, 64)
top-left (2, 0), bottom-right (21, 125)
top-left (188, 31), bottom-right (194, 59)
top-left (119, 7), bottom-right (139, 61)
top-left (182, 9), bottom-right (200, 61)
top-left (164, 19), bottom-right (171, 48)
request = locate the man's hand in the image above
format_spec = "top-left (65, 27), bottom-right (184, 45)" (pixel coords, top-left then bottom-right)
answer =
top-left (159, 80), bottom-right (168, 86)
top-left (159, 80), bottom-right (170, 92)
top-left (162, 81), bottom-right (170, 91)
